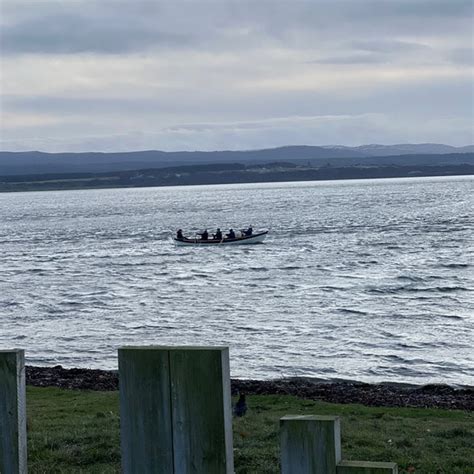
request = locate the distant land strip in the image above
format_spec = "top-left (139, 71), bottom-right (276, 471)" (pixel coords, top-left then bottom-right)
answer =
top-left (1, 145), bottom-right (473, 175)
top-left (0, 158), bottom-right (473, 192)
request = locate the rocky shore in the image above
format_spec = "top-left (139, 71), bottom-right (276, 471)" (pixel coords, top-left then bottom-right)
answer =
top-left (26, 365), bottom-right (473, 411)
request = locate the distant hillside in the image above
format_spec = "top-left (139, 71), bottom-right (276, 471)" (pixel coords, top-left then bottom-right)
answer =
top-left (323, 143), bottom-right (474, 156)
top-left (1, 153), bottom-right (472, 192)
top-left (0, 144), bottom-right (472, 176)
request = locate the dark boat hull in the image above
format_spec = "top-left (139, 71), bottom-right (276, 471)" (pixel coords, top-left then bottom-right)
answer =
top-left (173, 231), bottom-right (268, 246)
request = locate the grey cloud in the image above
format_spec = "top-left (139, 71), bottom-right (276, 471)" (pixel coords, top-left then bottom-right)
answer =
top-left (310, 40), bottom-right (433, 65)
top-left (308, 54), bottom-right (388, 65)
top-left (4, 76), bottom-right (473, 120)
top-left (447, 48), bottom-right (474, 65)
top-left (1, 1), bottom-right (472, 55)
top-left (2, 112), bottom-right (473, 153)
top-left (1, 0), bottom-right (472, 151)
top-left (341, 0), bottom-right (473, 18)
top-left (2, 95), bottom-right (181, 115)
top-left (0, 10), bottom-right (192, 54)
top-left (350, 40), bottom-right (431, 54)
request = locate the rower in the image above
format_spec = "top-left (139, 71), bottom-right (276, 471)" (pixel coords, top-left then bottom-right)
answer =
top-left (176, 229), bottom-right (184, 240)
top-left (244, 226), bottom-right (253, 236)
top-left (199, 229), bottom-right (209, 240)
top-left (214, 228), bottom-right (223, 240)
top-left (226, 228), bottom-right (236, 239)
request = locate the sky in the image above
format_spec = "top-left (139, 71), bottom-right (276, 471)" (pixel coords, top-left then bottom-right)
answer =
top-left (0, 0), bottom-right (473, 152)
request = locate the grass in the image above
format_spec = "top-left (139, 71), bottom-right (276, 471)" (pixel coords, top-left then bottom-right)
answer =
top-left (26, 386), bottom-right (473, 473)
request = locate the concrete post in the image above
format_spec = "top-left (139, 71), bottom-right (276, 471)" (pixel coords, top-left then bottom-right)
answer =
top-left (0, 349), bottom-right (27, 474)
top-left (337, 460), bottom-right (398, 473)
top-left (280, 415), bottom-right (342, 474)
top-left (119, 346), bottom-right (233, 474)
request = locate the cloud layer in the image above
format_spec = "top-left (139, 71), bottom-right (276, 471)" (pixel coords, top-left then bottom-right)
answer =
top-left (1, 0), bottom-right (473, 151)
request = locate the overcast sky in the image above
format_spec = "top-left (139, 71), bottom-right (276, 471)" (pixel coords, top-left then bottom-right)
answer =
top-left (1, 0), bottom-right (473, 152)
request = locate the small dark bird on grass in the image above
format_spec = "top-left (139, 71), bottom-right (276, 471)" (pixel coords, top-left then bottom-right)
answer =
top-left (233, 393), bottom-right (247, 417)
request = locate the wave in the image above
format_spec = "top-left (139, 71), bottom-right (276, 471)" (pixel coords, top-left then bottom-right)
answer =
top-left (0, 300), bottom-right (21, 308)
top-left (367, 285), bottom-right (469, 294)
top-left (338, 308), bottom-right (368, 315)
top-left (2, 177), bottom-right (473, 385)
top-left (436, 314), bottom-right (464, 320)
top-left (439, 263), bottom-right (470, 269)
top-left (395, 275), bottom-right (425, 282)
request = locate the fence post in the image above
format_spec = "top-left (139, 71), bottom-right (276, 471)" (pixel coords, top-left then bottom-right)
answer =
top-left (337, 460), bottom-right (398, 473)
top-left (119, 346), bottom-right (233, 474)
top-left (118, 347), bottom-right (173, 473)
top-left (0, 349), bottom-right (27, 474)
top-left (280, 415), bottom-right (342, 474)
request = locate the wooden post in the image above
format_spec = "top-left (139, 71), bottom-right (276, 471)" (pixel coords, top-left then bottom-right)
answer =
top-left (280, 415), bottom-right (342, 474)
top-left (337, 460), bottom-right (398, 473)
top-left (119, 346), bottom-right (233, 474)
top-left (118, 348), bottom-right (173, 473)
top-left (0, 350), bottom-right (27, 474)
top-left (169, 348), bottom-right (233, 473)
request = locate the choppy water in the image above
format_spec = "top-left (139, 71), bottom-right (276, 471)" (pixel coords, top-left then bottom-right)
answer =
top-left (1, 176), bottom-right (473, 385)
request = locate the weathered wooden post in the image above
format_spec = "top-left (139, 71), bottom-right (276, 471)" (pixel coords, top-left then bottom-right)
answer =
top-left (337, 460), bottom-right (398, 473)
top-left (119, 346), bottom-right (233, 474)
top-left (280, 414), bottom-right (398, 474)
top-left (280, 415), bottom-right (342, 474)
top-left (0, 349), bottom-right (27, 474)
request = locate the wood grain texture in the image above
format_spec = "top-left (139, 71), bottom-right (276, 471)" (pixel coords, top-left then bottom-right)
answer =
top-left (0, 350), bottom-right (27, 474)
top-left (337, 460), bottom-right (398, 473)
top-left (280, 415), bottom-right (341, 474)
top-left (118, 348), bottom-right (173, 474)
top-left (119, 346), bottom-right (233, 474)
top-left (170, 347), bottom-right (234, 473)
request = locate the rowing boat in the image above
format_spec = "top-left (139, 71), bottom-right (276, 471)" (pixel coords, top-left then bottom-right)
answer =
top-left (173, 230), bottom-right (268, 246)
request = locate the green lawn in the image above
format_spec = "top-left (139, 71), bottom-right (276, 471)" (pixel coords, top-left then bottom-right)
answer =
top-left (26, 386), bottom-right (473, 473)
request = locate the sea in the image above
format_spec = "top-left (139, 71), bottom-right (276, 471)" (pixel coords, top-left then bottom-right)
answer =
top-left (0, 176), bottom-right (473, 386)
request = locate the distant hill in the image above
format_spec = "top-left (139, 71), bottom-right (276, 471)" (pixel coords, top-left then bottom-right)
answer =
top-left (323, 143), bottom-right (474, 156)
top-left (0, 144), bottom-right (472, 176)
top-left (1, 153), bottom-right (472, 193)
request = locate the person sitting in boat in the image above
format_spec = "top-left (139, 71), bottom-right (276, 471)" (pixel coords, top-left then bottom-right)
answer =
top-left (198, 229), bottom-right (209, 240)
top-left (226, 228), bottom-right (236, 239)
top-left (244, 226), bottom-right (253, 236)
top-left (214, 228), bottom-right (223, 240)
top-left (176, 229), bottom-right (184, 240)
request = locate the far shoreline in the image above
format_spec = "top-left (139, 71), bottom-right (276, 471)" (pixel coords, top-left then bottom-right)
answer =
top-left (1, 165), bottom-right (473, 193)
top-left (26, 365), bottom-right (474, 411)
top-left (1, 170), bottom-right (474, 194)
